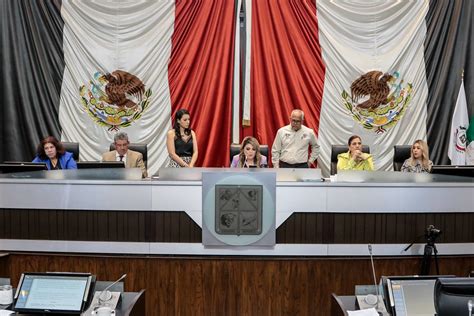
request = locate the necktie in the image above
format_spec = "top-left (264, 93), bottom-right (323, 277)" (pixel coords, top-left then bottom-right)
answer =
top-left (119, 155), bottom-right (124, 161)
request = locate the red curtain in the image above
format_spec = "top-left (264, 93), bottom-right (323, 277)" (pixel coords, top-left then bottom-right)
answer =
top-left (242, 0), bottom-right (326, 165)
top-left (169, 0), bottom-right (235, 167)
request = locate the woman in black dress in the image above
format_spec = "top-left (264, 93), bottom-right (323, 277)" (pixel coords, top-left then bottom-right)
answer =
top-left (166, 109), bottom-right (198, 168)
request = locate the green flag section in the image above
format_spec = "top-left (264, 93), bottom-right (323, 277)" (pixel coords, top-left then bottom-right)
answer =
top-left (466, 116), bottom-right (474, 165)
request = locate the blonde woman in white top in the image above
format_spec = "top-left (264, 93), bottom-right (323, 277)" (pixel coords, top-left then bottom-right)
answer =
top-left (401, 140), bottom-right (433, 173)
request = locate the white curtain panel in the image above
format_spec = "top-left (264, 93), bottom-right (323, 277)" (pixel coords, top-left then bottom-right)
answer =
top-left (317, 0), bottom-right (429, 175)
top-left (59, 0), bottom-right (175, 176)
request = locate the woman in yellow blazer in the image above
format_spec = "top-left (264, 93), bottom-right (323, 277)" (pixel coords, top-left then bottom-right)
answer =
top-left (337, 135), bottom-right (374, 171)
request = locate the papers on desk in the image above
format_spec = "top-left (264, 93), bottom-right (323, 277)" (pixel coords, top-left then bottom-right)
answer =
top-left (0, 310), bottom-right (14, 315)
top-left (348, 308), bottom-right (380, 316)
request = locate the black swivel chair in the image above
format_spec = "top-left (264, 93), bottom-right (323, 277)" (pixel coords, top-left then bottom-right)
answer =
top-left (393, 145), bottom-right (412, 171)
top-left (62, 142), bottom-right (80, 161)
top-left (330, 144), bottom-right (370, 175)
top-left (229, 144), bottom-right (269, 165)
top-left (109, 143), bottom-right (148, 167)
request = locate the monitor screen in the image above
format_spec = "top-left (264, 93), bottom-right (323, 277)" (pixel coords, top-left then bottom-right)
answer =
top-left (435, 277), bottom-right (474, 316)
top-left (431, 165), bottom-right (474, 178)
top-left (0, 162), bottom-right (47, 174)
top-left (77, 161), bottom-right (125, 169)
top-left (390, 279), bottom-right (436, 316)
top-left (14, 273), bottom-right (95, 314)
top-left (383, 275), bottom-right (455, 316)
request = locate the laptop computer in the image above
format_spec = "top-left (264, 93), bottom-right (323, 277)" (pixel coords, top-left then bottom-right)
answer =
top-left (382, 275), bottom-right (455, 316)
top-left (77, 161), bottom-right (125, 169)
top-left (0, 162), bottom-right (47, 174)
top-left (13, 272), bottom-right (96, 314)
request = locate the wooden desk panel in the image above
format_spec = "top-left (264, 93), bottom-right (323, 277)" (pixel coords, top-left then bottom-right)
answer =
top-left (2, 253), bottom-right (473, 316)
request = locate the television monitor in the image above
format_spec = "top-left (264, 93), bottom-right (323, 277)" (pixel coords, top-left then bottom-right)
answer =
top-left (382, 275), bottom-right (455, 316)
top-left (431, 165), bottom-right (474, 178)
top-left (0, 162), bottom-right (47, 174)
top-left (77, 161), bottom-right (124, 169)
top-left (13, 272), bottom-right (96, 314)
top-left (435, 277), bottom-right (474, 316)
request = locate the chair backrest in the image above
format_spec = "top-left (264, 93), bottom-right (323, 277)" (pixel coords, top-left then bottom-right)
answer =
top-left (62, 142), bottom-right (80, 161)
top-left (393, 145), bottom-right (412, 171)
top-left (110, 143), bottom-right (148, 166)
top-left (94, 280), bottom-right (124, 293)
top-left (229, 144), bottom-right (269, 164)
top-left (330, 144), bottom-right (370, 175)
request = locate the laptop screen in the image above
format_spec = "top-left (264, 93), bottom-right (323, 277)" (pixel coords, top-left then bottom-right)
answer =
top-left (390, 279), bottom-right (436, 316)
top-left (14, 273), bottom-right (95, 314)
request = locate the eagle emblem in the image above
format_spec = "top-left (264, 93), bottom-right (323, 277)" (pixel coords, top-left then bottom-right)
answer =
top-left (351, 71), bottom-right (393, 110)
top-left (79, 70), bottom-right (152, 131)
top-left (342, 71), bottom-right (413, 134)
top-left (453, 126), bottom-right (467, 153)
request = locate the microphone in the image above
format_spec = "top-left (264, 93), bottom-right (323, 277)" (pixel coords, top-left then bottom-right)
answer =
top-left (468, 299), bottom-right (473, 316)
top-left (368, 244), bottom-right (383, 315)
top-left (98, 274), bottom-right (127, 305)
top-left (244, 154), bottom-right (249, 168)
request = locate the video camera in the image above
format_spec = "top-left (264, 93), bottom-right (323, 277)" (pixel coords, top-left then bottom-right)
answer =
top-left (425, 225), bottom-right (442, 243)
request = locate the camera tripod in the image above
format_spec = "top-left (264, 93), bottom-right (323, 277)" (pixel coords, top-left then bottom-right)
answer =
top-left (404, 225), bottom-right (441, 275)
top-left (420, 236), bottom-right (440, 275)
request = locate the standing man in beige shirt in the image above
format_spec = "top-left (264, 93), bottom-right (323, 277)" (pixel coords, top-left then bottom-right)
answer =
top-left (271, 109), bottom-right (320, 168)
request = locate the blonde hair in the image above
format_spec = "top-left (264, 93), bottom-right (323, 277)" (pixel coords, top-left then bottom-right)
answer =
top-left (409, 139), bottom-right (431, 171)
top-left (238, 137), bottom-right (262, 168)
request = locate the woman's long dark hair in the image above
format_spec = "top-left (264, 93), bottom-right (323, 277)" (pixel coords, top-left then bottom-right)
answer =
top-left (36, 136), bottom-right (65, 160)
top-left (173, 109), bottom-right (191, 139)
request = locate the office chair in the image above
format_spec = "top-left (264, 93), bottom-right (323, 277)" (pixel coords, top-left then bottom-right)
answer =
top-left (330, 144), bottom-right (370, 175)
top-left (393, 145), bottom-right (412, 171)
top-left (62, 142), bottom-right (80, 161)
top-left (229, 144), bottom-right (269, 165)
top-left (110, 143), bottom-right (148, 167)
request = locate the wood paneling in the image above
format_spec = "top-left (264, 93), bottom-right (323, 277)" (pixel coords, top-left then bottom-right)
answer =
top-left (1, 209), bottom-right (473, 243)
top-left (276, 212), bottom-right (474, 243)
top-left (2, 253), bottom-right (473, 316)
top-left (0, 209), bottom-right (202, 242)
top-left (0, 253), bottom-right (9, 278)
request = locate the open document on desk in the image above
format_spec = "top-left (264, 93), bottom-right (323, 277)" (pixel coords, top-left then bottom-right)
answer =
top-left (348, 308), bottom-right (380, 315)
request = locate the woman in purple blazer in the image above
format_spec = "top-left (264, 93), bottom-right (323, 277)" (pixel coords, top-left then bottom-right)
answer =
top-left (230, 136), bottom-right (267, 168)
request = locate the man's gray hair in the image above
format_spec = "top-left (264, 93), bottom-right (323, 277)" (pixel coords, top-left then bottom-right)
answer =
top-left (114, 132), bottom-right (129, 143)
top-left (291, 109), bottom-right (304, 120)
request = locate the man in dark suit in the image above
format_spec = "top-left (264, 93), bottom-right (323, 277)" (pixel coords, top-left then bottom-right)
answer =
top-left (102, 132), bottom-right (147, 178)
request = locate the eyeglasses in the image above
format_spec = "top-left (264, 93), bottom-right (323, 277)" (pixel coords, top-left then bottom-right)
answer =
top-left (291, 119), bottom-right (302, 124)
